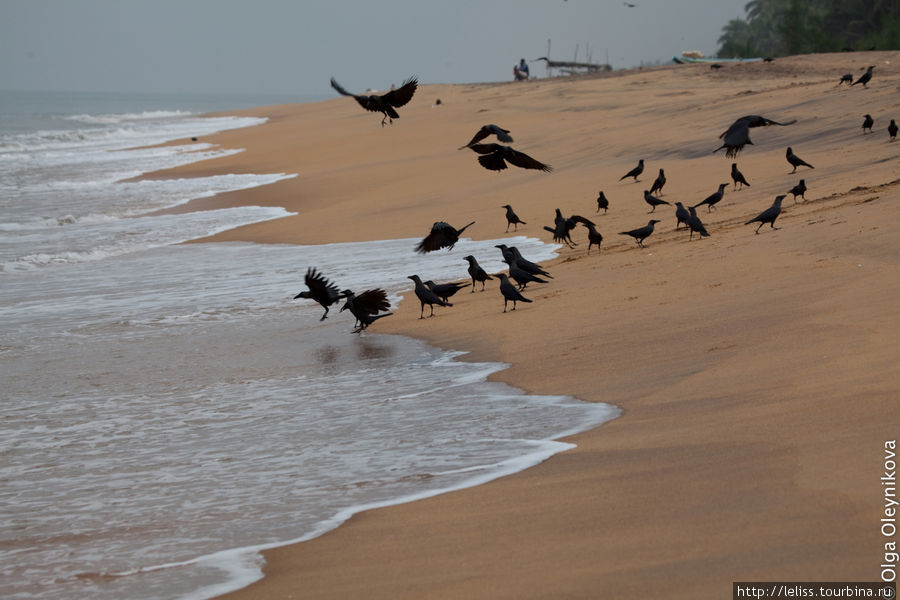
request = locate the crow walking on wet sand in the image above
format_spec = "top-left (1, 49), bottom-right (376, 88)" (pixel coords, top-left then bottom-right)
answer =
top-left (339, 289), bottom-right (392, 333)
top-left (502, 204), bottom-right (526, 231)
top-left (424, 280), bottom-right (470, 303)
top-left (330, 76), bottom-right (418, 126)
top-left (495, 245), bottom-right (552, 279)
top-left (619, 219), bottom-right (661, 248)
top-left (463, 255), bottom-right (494, 291)
top-left (498, 273), bottom-right (532, 313)
top-left (458, 124), bottom-right (513, 149)
top-left (293, 267), bottom-right (344, 321)
top-left (467, 143), bottom-right (553, 172)
top-left (863, 114), bottom-right (874, 134)
top-left (714, 115), bottom-right (797, 158)
top-left (851, 65), bottom-right (874, 87)
top-left (597, 191), bottom-right (609, 213)
top-left (788, 179), bottom-right (807, 202)
top-left (674, 202), bottom-right (690, 230)
top-left (786, 147), bottom-right (814, 173)
top-left (889, 119), bottom-right (898, 142)
top-left (415, 221), bottom-right (476, 253)
top-left (582, 221), bottom-right (603, 254)
top-left (745, 195), bottom-right (786, 234)
top-left (544, 209), bottom-right (594, 247)
top-left (643, 190), bottom-right (670, 213)
top-left (693, 183), bottom-right (728, 213)
top-left (731, 163), bottom-right (750, 190)
top-left (408, 275), bottom-right (452, 318)
top-left (649, 168), bottom-right (667, 196)
top-left (685, 206), bottom-right (710, 240)
top-left (619, 159), bottom-right (644, 182)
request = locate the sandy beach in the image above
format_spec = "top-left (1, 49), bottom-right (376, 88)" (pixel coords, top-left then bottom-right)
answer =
top-left (146, 53), bottom-right (898, 598)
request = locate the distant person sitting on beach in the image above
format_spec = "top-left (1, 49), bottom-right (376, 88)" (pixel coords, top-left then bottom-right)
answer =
top-left (514, 58), bottom-right (529, 81)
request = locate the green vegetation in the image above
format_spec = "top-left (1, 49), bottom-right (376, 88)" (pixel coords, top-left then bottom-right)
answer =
top-left (717, 0), bottom-right (900, 58)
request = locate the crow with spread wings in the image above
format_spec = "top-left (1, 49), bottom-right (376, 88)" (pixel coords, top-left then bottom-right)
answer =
top-left (330, 76), bottom-right (418, 126)
top-left (714, 115), bottom-right (796, 158)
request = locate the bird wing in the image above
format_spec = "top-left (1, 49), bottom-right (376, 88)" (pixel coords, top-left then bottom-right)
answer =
top-left (304, 267), bottom-right (341, 304)
top-left (489, 125), bottom-right (514, 143)
top-left (504, 148), bottom-right (553, 172)
top-left (415, 222), bottom-right (456, 253)
top-left (354, 289), bottom-right (391, 315)
top-left (568, 215), bottom-right (595, 227)
top-left (477, 153), bottom-right (508, 171)
top-left (381, 77), bottom-right (418, 108)
top-left (467, 143), bottom-right (501, 155)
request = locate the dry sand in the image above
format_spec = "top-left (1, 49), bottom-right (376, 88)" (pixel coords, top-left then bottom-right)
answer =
top-left (149, 53), bottom-right (899, 598)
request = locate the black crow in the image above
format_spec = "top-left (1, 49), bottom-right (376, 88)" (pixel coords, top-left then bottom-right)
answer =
top-left (619, 219), bottom-right (661, 248)
top-left (745, 195), bottom-right (786, 234)
top-left (293, 267), bottom-right (344, 321)
top-left (458, 124), bottom-right (513, 149)
top-left (330, 76), bottom-right (418, 126)
top-left (408, 275), bottom-right (452, 318)
top-left (415, 221), bottom-right (476, 253)
top-left (714, 115), bottom-right (797, 158)
top-left (463, 255), bottom-right (494, 291)
top-left (502, 204), bottom-right (526, 232)
top-left (786, 147), bottom-right (814, 173)
top-left (619, 159), bottom-right (644, 182)
top-left (468, 143), bottom-right (553, 172)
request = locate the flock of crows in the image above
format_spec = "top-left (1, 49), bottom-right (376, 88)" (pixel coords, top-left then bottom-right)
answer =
top-left (295, 67), bottom-right (895, 331)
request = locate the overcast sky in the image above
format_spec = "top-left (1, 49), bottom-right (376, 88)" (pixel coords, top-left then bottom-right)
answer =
top-left (1, 0), bottom-right (749, 98)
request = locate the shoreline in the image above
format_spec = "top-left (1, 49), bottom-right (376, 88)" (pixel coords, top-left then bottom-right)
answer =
top-left (141, 53), bottom-right (898, 598)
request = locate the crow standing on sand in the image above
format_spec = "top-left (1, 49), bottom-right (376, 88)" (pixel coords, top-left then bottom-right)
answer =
top-left (544, 209), bottom-right (594, 247)
top-left (731, 163), bottom-right (750, 190)
top-left (788, 179), bottom-right (807, 202)
top-left (838, 73), bottom-right (853, 85)
top-left (643, 189), bottom-right (670, 213)
top-left (582, 221), bottom-right (603, 254)
top-left (619, 219), bottom-right (661, 248)
top-left (424, 280), bottom-right (470, 303)
top-left (685, 206), bottom-right (710, 240)
top-left (863, 114), bottom-right (874, 134)
top-left (851, 65), bottom-right (875, 87)
top-left (674, 202), bottom-right (690, 230)
top-left (502, 204), bottom-right (526, 232)
top-left (293, 267), bottom-right (344, 321)
top-left (714, 115), bottom-right (797, 158)
top-left (458, 124), bottom-right (513, 149)
top-left (495, 245), bottom-right (552, 279)
top-left (330, 76), bottom-right (418, 126)
top-left (467, 144), bottom-right (553, 172)
top-left (497, 273), bottom-right (532, 312)
top-left (693, 183), bottom-right (728, 213)
top-left (463, 255), bottom-right (493, 291)
top-left (649, 168), bottom-right (667, 195)
top-left (408, 275), bottom-right (452, 318)
top-left (415, 221), bottom-right (476, 253)
top-left (597, 191), bottom-right (610, 213)
top-left (745, 195), bottom-right (786, 234)
top-left (619, 159), bottom-right (644, 182)
top-left (786, 147), bottom-right (814, 173)
top-left (508, 258), bottom-right (548, 290)
top-left (339, 289), bottom-right (392, 333)
top-left (889, 119), bottom-right (898, 142)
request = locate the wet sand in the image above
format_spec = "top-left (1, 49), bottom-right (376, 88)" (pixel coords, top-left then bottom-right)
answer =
top-left (149, 52), bottom-right (899, 598)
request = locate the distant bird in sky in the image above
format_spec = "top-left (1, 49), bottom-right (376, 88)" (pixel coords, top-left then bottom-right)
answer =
top-left (889, 119), bottom-right (898, 142)
top-left (619, 159), bottom-right (644, 182)
top-left (596, 191), bottom-right (610, 213)
top-left (643, 189), bottom-right (670, 213)
top-left (293, 267), bottom-right (344, 321)
top-left (714, 115), bottom-right (797, 158)
top-left (623, 1), bottom-right (637, 7)
top-left (330, 76), bottom-right (418, 126)
top-left (838, 73), bottom-right (853, 85)
top-left (851, 65), bottom-right (875, 87)
top-left (685, 206), bottom-right (710, 240)
top-left (619, 219), bottom-right (661, 248)
top-left (458, 124), bottom-right (513, 149)
top-left (693, 183), bottom-right (728, 213)
top-left (464, 255), bottom-right (493, 291)
top-left (467, 143), bottom-right (552, 172)
top-left (498, 273), bottom-right (532, 313)
top-left (408, 274), bottom-right (452, 318)
top-left (502, 204), bottom-right (526, 232)
top-left (745, 195), bottom-right (785, 234)
top-left (788, 179), bottom-right (807, 202)
top-left (786, 147), bottom-right (814, 173)
top-left (731, 163), bottom-right (750, 190)
top-left (862, 114), bottom-right (874, 134)
top-left (339, 288), bottom-right (392, 333)
top-left (415, 221), bottom-right (475, 253)
top-left (649, 168), bottom-right (667, 196)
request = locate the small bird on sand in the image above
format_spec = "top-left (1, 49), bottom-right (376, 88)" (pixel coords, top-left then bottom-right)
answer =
top-left (495, 245), bottom-right (552, 279)
top-left (786, 147), bottom-right (814, 173)
top-left (619, 159), bottom-right (644, 182)
top-left (339, 288), bottom-right (392, 333)
top-left (408, 275), bottom-right (452, 318)
top-left (731, 163), bottom-right (750, 190)
top-left (415, 221), bottom-right (476, 253)
top-left (693, 183), bottom-right (728, 213)
top-left (889, 119), bottom-right (898, 142)
top-left (619, 219), bottom-right (661, 248)
top-left (458, 124), bottom-right (513, 149)
top-left (596, 191), bottom-right (610, 214)
top-left (649, 168), bottom-right (667, 196)
top-left (508, 258), bottom-right (548, 290)
top-left (685, 206), bottom-right (710, 240)
top-left (502, 204), bottom-right (526, 232)
top-left (714, 115), bottom-right (796, 158)
top-left (862, 114), bottom-right (874, 134)
top-left (330, 76), bottom-right (418, 126)
top-left (643, 189), bottom-right (670, 213)
top-left (674, 202), bottom-right (690, 230)
top-left (851, 65), bottom-right (875, 87)
top-left (293, 267), bottom-right (344, 321)
top-left (745, 195), bottom-right (786, 234)
top-left (463, 255), bottom-right (493, 292)
top-left (467, 143), bottom-right (552, 172)
top-left (498, 273), bottom-right (532, 313)
top-left (424, 280), bottom-right (470, 303)
top-left (582, 221), bottom-right (603, 254)
top-left (788, 179), bottom-right (807, 202)
top-left (838, 73), bottom-right (853, 85)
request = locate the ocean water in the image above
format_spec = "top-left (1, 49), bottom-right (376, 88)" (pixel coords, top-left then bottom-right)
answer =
top-left (0, 90), bottom-right (619, 600)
